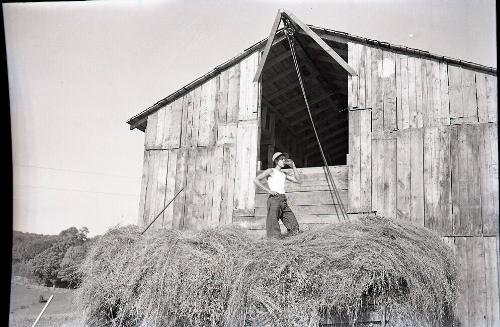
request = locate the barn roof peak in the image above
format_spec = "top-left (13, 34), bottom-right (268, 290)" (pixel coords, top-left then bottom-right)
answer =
top-left (127, 9), bottom-right (496, 132)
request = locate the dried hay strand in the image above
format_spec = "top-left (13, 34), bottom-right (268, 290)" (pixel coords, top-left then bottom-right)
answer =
top-left (77, 216), bottom-right (457, 327)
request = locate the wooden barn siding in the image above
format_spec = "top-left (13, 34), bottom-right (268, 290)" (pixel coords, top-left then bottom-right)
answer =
top-left (138, 51), bottom-right (260, 231)
top-left (348, 41), bottom-right (499, 326)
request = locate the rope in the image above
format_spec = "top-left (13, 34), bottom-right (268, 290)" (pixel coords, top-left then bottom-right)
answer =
top-left (284, 23), bottom-right (349, 223)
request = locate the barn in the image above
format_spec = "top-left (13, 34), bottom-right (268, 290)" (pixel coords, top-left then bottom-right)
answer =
top-left (126, 10), bottom-right (498, 326)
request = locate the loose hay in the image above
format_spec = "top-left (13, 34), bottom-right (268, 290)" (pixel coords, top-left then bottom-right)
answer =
top-left (77, 216), bottom-right (457, 327)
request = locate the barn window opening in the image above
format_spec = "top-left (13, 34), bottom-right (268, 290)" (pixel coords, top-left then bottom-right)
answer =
top-left (259, 35), bottom-right (349, 169)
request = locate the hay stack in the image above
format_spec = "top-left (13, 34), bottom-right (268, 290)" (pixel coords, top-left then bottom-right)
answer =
top-left (77, 216), bottom-right (457, 327)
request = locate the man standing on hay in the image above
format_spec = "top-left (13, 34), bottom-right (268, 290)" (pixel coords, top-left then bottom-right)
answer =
top-left (254, 152), bottom-right (301, 239)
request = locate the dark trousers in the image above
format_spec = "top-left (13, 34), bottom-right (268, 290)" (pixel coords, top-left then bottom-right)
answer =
top-left (266, 194), bottom-right (300, 239)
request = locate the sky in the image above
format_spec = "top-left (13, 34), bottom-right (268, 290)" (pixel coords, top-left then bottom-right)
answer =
top-left (3, 0), bottom-right (496, 237)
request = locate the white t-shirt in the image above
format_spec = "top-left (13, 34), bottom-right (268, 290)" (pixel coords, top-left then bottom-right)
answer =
top-left (267, 168), bottom-right (286, 194)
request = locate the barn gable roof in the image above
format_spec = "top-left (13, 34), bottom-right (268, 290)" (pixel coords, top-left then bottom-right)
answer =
top-left (127, 19), bottom-right (497, 132)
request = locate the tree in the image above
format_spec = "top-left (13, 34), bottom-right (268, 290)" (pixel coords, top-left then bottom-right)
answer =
top-left (31, 226), bottom-right (89, 287)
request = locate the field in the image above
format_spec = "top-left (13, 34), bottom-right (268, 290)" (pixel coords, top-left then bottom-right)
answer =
top-left (9, 279), bottom-right (84, 327)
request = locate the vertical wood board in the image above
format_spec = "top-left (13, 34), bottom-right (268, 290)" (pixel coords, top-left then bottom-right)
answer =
top-left (479, 123), bottom-right (499, 235)
top-left (409, 128), bottom-right (425, 226)
top-left (382, 51), bottom-right (397, 131)
top-left (423, 126), bottom-right (452, 234)
top-left (451, 124), bottom-right (482, 235)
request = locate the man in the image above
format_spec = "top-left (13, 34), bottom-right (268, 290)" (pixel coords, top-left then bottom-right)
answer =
top-left (254, 152), bottom-right (301, 239)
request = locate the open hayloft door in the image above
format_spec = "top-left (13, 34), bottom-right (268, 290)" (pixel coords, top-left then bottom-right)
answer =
top-left (247, 10), bottom-right (363, 233)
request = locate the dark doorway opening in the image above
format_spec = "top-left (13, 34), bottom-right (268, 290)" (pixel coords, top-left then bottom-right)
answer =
top-left (259, 34), bottom-right (349, 169)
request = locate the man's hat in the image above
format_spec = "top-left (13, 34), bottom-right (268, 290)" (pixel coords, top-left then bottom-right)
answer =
top-left (272, 152), bottom-right (289, 163)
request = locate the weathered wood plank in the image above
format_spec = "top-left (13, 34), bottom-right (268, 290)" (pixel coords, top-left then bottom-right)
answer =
top-left (461, 68), bottom-right (478, 124)
top-left (203, 147), bottom-right (215, 226)
top-left (448, 64), bottom-right (462, 122)
top-left (227, 64), bottom-right (240, 123)
top-left (383, 138), bottom-right (397, 218)
top-left (479, 123), bottom-right (499, 235)
top-left (217, 69), bottom-right (229, 125)
top-left (238, 51), bottom-right (259, 121)
top-left (439, 62), bottom-right (450, 125)
top-left (400, 54), bottom-right (410, 129)
top-left (365, 46), bottom-right (372, 109)
top-left (371, 47), bottom-right (383, 132)
top-left (358, 44), bottom-right (366, 108)
top-left (209, 146), bottom-right (224, 226)
top-left (429, 60), bottom-right (442, 128)
top-left (163, 149), bottom-right (178, 228)
top-left (193, 148), bottom-right (208, 228)
top-left (421, 59), bottom-right (430, 127)
top-left (350, 42), bottom-right (359, 108)
top-left (485, 74), bottom-right (497, 122)
top-left (372, 138), bottom-right (396, 218)
top-left (144, 110), bottom-right (158, 149)
top-left (371, 139), bottom-right (383, 215)
top-left (348, 110), bottom-right (361, 212)
top-left (396, 129), bottom-right (411, 221)
top-left (454, 237), bottom-right (469, 326)
top-left (484, 237), bottom-right (500, 327)
top-left (451, 125), bottom-right (481, 235)
top-left (172, 148), bottom-right (188, 229)
top-left (407, 56), bottom-right (418, 128)
top-left (156, 150), bottom-right (170, 229)
top-left (163, 98), bottom-right (183, 149)
top-left (138, 150), bottom-right (150, 226)
top-left (477, 73), bottom-right (498, 123)
top-left (183, 148), bottom-right (197, 229)
top-left (198, 78), bottom-right (217, 147)
top-left (217, 122), bottom-right (237, 145)
top-left (143, 150), bottom-right (158, 230)
top-left (382, 51), bottom-right (397, 131)
top-left (180, 92), bottom-right (194, 148)
top-left (359, 110), bottom-right (372, 211)
top-left (154, 105), bottom-right (166, 148)
top-left (448, 64), bottom-right (477, 124)
top-left (396, 53), bottom-right (402, 129)
top-left (467, 237), bottom-right (487, 326)
top-left (220, 144), bottom-right (237, 225)
top-left (423, 126), bottom-right (452, 234)
top-left (414, 58), bottom-right (424, 128)
top-left (409, 128), bottom-right (425, 226)
top-left (191, 86), bottom-right (202, 146)
top-left (234, 120), bottom-right (258, 210)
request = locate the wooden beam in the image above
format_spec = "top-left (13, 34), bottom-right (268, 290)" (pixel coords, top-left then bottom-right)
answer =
top-left (283, 91), bottom-right (335, 118)
top-left (298, 116), bottom-right (347, 137)
top-left (296, 111), bottom-right (347, 134)
top-left (289, 99), bottom-right (340, 125)
top-left (307, 29), bottom-right (348, 44)
top-left (265, 64), bottom-right (318, 86)
top-left (254, 9), bottom-right (284, 82)
top-left (282, 10), bottom-right (357, 76)
top-left (265, 77), bottom-right (319, 102)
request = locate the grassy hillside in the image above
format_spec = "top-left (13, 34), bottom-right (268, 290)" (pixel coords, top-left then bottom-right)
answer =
top-left (9, 280), bottom-right (83, 327)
